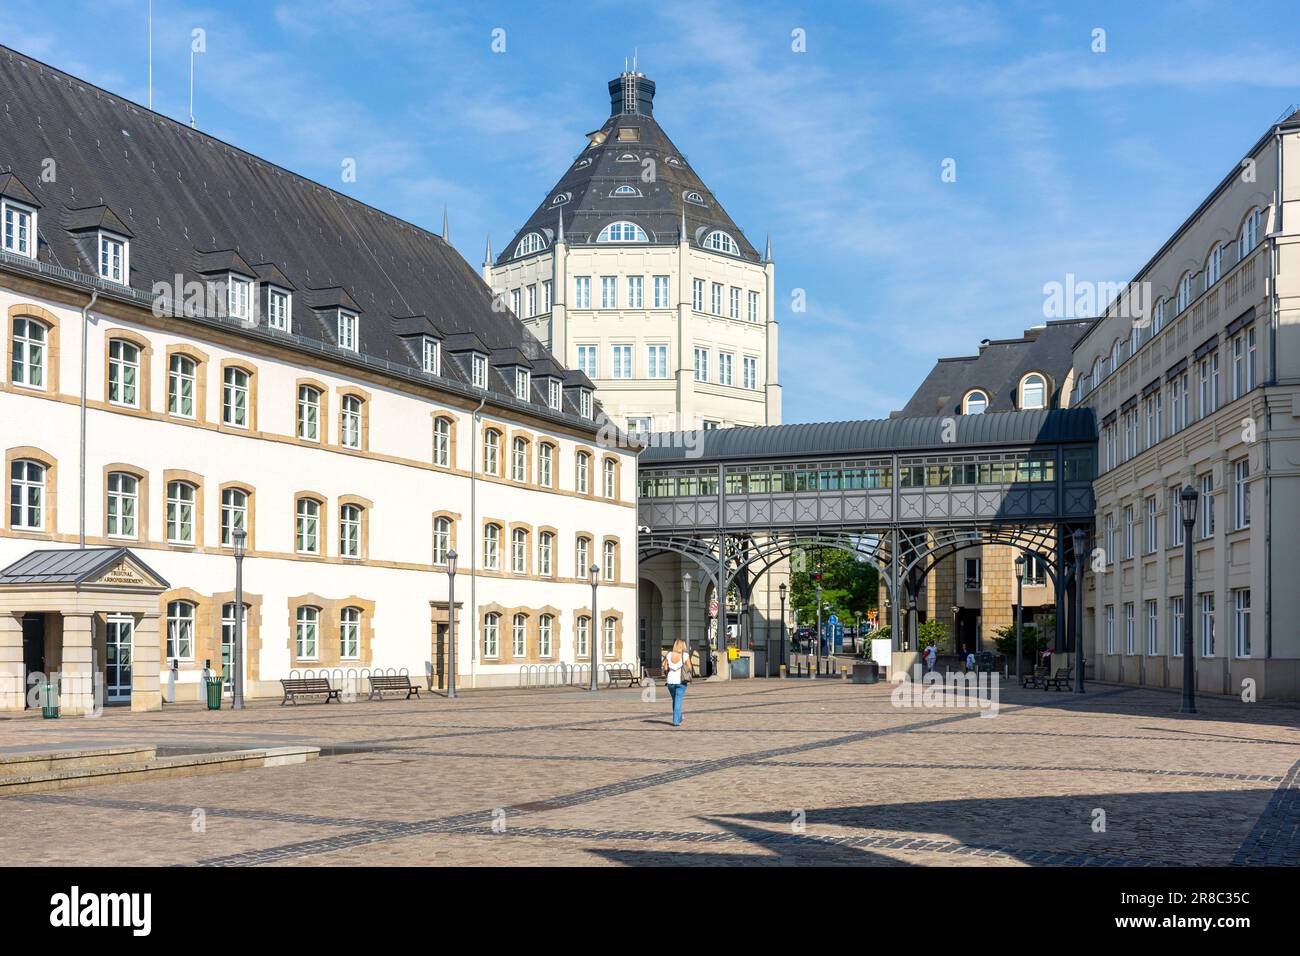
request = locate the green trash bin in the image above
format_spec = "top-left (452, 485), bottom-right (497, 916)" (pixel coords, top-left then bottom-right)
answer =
top-left (205, 676), bottom-right (223, 710)
top-left (41, 680), bottom-right (59, 719)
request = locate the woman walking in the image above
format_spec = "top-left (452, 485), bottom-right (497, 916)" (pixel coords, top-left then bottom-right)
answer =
top-left (664, 638), bottom-right (692, 727)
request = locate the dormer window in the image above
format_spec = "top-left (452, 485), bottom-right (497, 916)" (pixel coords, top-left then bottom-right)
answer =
top-left (597, 221), bottom-right (648, 243)
top-left (515, 232), bottom-right (546, 258)
top-left (267, 287), bottom-right (291, 332)
top-left (615, 152), bottom-right (639, 163)
top-left (580, 390), bottom-right (593, 419)
top-left (422, 337), bottom-right (440, 374)
top-left (227, 275), bottom-right (252, 320)
top-left (552, 192), bottom-right (571, 205)
top-left (611, 185), bottom-right (641, 197)
top-left (98, 232), bottom-right (128, 284)
top-left (547, 379), bottom-right (562, 411)
top-left (962, 390), bottom-right (988, 415)
top-left (1, 200), bottom-right (35, 257)
top-left (683, 190), bottom-right (706, 206)
top-left (1020, 373), bottom-right (1047, 410)
top-left (515, 369), bottom-right (531, 401)
top-left (472, 353), bottom-right (488, 389)
top-left (337, 310), bottom-right (358, 351)
top-left (703, 231), bottom-right (739, 255)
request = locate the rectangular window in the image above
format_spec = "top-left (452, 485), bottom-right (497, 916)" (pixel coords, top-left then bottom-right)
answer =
top-left (1167, 488), bottom-right (1184, 547)
top-left (600, 276), bottom-right (617, 309)
top-left (577, 344), bottom-right (598, 379)
top-left (692, 278), bottom-right (704, 312)
top-left (647, 344), bottom-right (668, 379)
top-left (107, 340), bottom-right (140, 408)
top-left (422, 337), bottom-right (440, 374)
top-left (268, 288), bottom-right (291, 331)
top-left (627, 275), bottom-right (644, 309)
top-left (106, 473), bottom-right (138, 539)
top-left (510, 288), bottom-right (521, 317)
top-left (1199, 592), bottom-right (1215, 657)
top-left (693, 347), bottom-right (708, 382)
top-left (1198, 473), bottom-right (1214, 540)
top-left (2, 201), bottom-right (35, 257)
top-left (574, 276), bottom-right (591, 309)
top-left (1104, 512), bottom-right (1115, 564)
top-left (1170, 597), bottom-right (1184, 656)
top-left (964, 558), bottom-right (981, 588)
top-left (1233, 589), bottom-right (1251, 658)
top-left (1145, 495), bottom-right (1157, 554)
top-left (710, 282), bottom-right (722, 315)
top-left (729, 286), bottom-right (740, 319)
top-left (627, 416), bottom-right (652, 435)
top-left (527, 284), bottom-right (537, 318)
top-left (748, 290), bottom-right (759, 323)
top-left (611, 344), bottom-right (633, 379)
top-left (1124, 603), bottom-right (1135, 655)
top-left (743, 355), bottom-right (758, 390)
top-left (222, 367), bottom-right (249, 428)
top-left (1233, 459), bottom-right (1250, 529)
top-left (580, 390), bottom-right (593, 419)
top-left (547, 379), bottom-right (562, 410)
top-left (542, 279), bottom-right (553, 313)
top-left (718, 351), bottom-right (734, 386)
top-left (472, 353), bottom-right (488, 389)
top-left (1246, 328), bottom-right (1256, 391)
top-left (1104, 606), bottom-right (1115, 654)
top-left (166, 482), bottom-right (195, 545)
top-left (653, 275), bottom-right (670, 308)
top-left (227, 276), bottom-right (251, 320)
top-left (1123, 504), bottom-right (1135, 559)
top-left (337, 311), bottom-right (358, 351)
top-left (515, 368), bottom-right (530, 401)
top-left (340, 608), bottom-right (360, 659)
top-left (296, 498), bottom-right (320, 554)
top-left (98, 233), bottom-right (127, 283)
top-left (295, 608), bottom-right (319, 660)
top-left (339, 506), bottom-right (361, 558)
top-left (340, 396), bottom-right (362, 449)
top-left (168, 354), bottom-right (196, 418)
top-left (1145, 600), bottom-right (1158, 656)
top-left (297, 386), bottom-right (320, 442)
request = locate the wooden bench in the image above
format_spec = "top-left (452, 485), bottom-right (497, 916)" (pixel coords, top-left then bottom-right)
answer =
top-left (605, 666), bottom-right (639, 688)
top-left (1023, 665), bottom-right (1049, 689)
top-left (368, 673), bottom-right (420, 700)
top-left (1043, 667), bottom-right (1073, 691)
top-left (280, 677), bottom-right (341, 705)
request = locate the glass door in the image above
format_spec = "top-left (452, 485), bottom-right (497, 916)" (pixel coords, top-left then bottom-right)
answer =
top-left (105, 616), bottom-right (133, 703)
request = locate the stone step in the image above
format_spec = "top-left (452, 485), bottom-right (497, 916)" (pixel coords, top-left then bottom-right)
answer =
top-left (0, 746), bottom-right (319, 796)
top-left (0, 746), bottom-right (156, 777)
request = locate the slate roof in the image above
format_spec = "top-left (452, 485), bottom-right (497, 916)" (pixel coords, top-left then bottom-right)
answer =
top-left (498, 72), bottom-right (762, 266)
top-left (0, 547), bottom-right (168, 586)
top-left (641, 408), bottom-right (1097, 465)
top-left (898, 320), bottom-right (1091, 418)
top-left (0, 44), bottom-right (598, 430)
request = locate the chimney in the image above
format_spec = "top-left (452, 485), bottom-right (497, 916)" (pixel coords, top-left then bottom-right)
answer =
top-left (608, 71), bottom-right (655, 117)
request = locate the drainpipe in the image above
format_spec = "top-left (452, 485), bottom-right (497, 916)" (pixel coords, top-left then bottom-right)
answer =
top-left (468, 395), bottom-right (487, 688)
top-left (79, 290), bottom-right (99, 549)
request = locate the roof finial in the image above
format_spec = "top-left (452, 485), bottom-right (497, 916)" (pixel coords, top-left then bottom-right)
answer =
top-left (442, 206), bottom-right (449, 241)
top-left (764, 232), bottom-right (772, 263)
top-left (483, 234), bottom-right (492, 266)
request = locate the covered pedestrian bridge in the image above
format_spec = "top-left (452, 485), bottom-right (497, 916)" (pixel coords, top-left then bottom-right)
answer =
top-left (635, 408), bottom-right (1097, 663)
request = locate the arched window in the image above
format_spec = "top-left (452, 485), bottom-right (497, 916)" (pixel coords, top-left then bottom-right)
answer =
top-left (1020, 373), bottom-right (1047, 410)
top-left (1130, 322), bottom-right (1142, 353)
top-left (514, 232), bottom-right (546, 257)
top-left (1152, 298), bottom-right (1165, 334)
top-left (9, 459), bottom-right (45, 530)
top-left (512, 437), bottom-right (528, 482)
top-left (166, 600), bottom-right (195, 660)
top-left (1239, 208), bottom-right (1262, 259)
top-left (575, 536), bottom-right (590, 578)
top-left (339, 503), bottom-right (362, 559)
top-left (295, 497), bottom-right (320, 554)
top-left (539, 614), bottom-right (554, 657)
top-left (340, 607), bottom-right (361, 659)
top-left (551, 192), bottom-right (571, 206)
top-left (539, 531), bottom-right (554, 576)
top-left (512, 613), bottom-right (527, 657)
top-left (220, 603), bottom-right (246, 690)
top-left (683, 190), bottom-right (706, 205)
top-left (576, 452), bottom-right (590, 494)
top-left (433, 516), bottom-right (451, 565)
top-left (603, 617), bottom-right (617, 656)
top-left (603, 458), bottom-right (617, 498)
top-left (1091, 357), bottom-right (1104, 384)
top-left (433, 416), bottom-right (452, 468)
top-left (222, 366), bottom-right (250, 427)
top-left (1204, 244), bottom-right (1223, 289)
top-left (106, 472), bottom-right (139, 538)
top-left (108, 339), bottom-right (141, 407)
top-left (340, 394), bottom-right (363, 449)
top-left (297, 385), bottom-right (321, 441)
top-left (1177, 273), bottom-right (1192, 313)
top-left (596, 221), bottom-right (648, 243)
top-left (576, 615), bottom-right (590, 658)
top-left (962, 390), bottom-right (988, 415)
top-left (483, 612), bottom-right (500, 657)
top-left (511, 528), bottom-right (527, 573)
top-left (168, 353), bottom-right (196, 418)
top-left (603, 540), bottom-right (616, 581)
top-left (11, 317), bottom-right (48, 388)
top-left (295, 606), bottom-right (319, 659)
top-left (483, 523), bottom-right (501, 570)
top-left (1111, 338), bottom-right (1123, 370)
top-left (610, 184), bottom-right (641, 197)
top-left (538, 443), bottom-right (553, 487)
top-left (221, 487), bottom-right (248, 547)
top-left (483, 429), bottom-right (500, 475)
top-left (703, 231), bottom-right (739, 254)
top-left (166, 481), bottom-right (196, 545)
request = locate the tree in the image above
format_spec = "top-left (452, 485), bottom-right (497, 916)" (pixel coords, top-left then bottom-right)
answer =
top-left (788, 548), bottom-right (879, 627)
top-left (916, 618), bottom-right (948, 650)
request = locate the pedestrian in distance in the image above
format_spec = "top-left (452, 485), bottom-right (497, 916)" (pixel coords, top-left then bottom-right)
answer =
top-left (924, 643), bottom-right (937, 673)
top-left (663, 638), bottom-right (692, 727)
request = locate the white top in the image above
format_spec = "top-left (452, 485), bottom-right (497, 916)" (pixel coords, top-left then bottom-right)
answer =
top-left (665, 651), bottom-right (687, 685)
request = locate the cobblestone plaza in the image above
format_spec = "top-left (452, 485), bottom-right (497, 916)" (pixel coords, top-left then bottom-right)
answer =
top-left (2, 679), bottom-right (1296, 867)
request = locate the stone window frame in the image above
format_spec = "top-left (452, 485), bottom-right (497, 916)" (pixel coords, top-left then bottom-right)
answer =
top-left (163, 343), bottom-right (209, 423)
top-left (217, 480), bottom-right (256, 552)
top-left (537, 440), bottom-right (557, 488)
top-left (294, 377), bottom-right (329, 444)
top-left (218, 359), bottom-right (258, 432)
top-left (574, 531), bottom-right (594, 580)
top-left (537, 525), bottom-right (558, 578)
top-left (104, 328), bottom-right (152, 413)
top-left (102, 462), bottom-right (149, 543)
top-left (432, 413), bottom-right (457, 469)
top-left (575, 447), bottom-right (592, 496)
top-left (508, 521), bottom-right (533, 576)
top-left (431, 510), bottom-right (460, 567)
top-left (7, 304), bottom-right (61, 393)
top-left (482, 426), bottom-right (504, 478)
top-left (601, 454), bottom-right (621, 500)
top-left (337, 385), bottom-right (372, 453)
top-left (601, 535), bottom-right (621, 583)
top-left (337, 493), bottom-right (373, 562)
top-left (4, 446), bottom-right (57, 535)
top-left (162, 468), bottom-right (204, 550)
top-left (284, 595), bottom-right (376, 669)
top-left (481, 518), bottom-right (505, 572)
top-left (294, 490), bottom-right (327, 557)
top-left (479, 603), bottom-right (504, 660)
top-left (509, 430), bottom-right (533, 485)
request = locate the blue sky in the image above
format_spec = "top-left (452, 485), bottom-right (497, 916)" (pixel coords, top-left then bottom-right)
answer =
top-left (4, 1), bottom-right (1298, 422)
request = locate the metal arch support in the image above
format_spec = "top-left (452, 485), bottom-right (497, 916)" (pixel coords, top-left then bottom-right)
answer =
top-left (899, 525), bottom-right (1062, 585)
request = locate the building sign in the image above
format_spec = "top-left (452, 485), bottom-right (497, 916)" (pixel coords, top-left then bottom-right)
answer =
top-left (97, 562), bottom-right (148, 587)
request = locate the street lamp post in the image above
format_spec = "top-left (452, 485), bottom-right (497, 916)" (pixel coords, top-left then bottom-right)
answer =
top-left (1072, 527), bottom-right (1087, 694)
top-left (814, 581), bottom-right (823, 677)
top-left (231, 528), bottom-right (247, 710)
top-left (1179, 485), bottom-right (1199, 714)
top-left (682, 572), bottom-right (692, 657)
top-left (778, 582), bottom-right (787, 674)
top-left (1014, 555), bottom-right (1025, 688)
top-left (446, 549), bottom-right (458, 699)
top-left (589, 563), bottom-right (600, 691)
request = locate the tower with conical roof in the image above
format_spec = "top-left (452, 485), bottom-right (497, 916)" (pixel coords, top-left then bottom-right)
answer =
top-left (487, 68), bottom-right (780, 433)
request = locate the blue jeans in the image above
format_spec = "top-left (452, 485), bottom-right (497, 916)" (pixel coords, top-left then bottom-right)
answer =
top-left (668, 682), bottom-right (686, 725)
